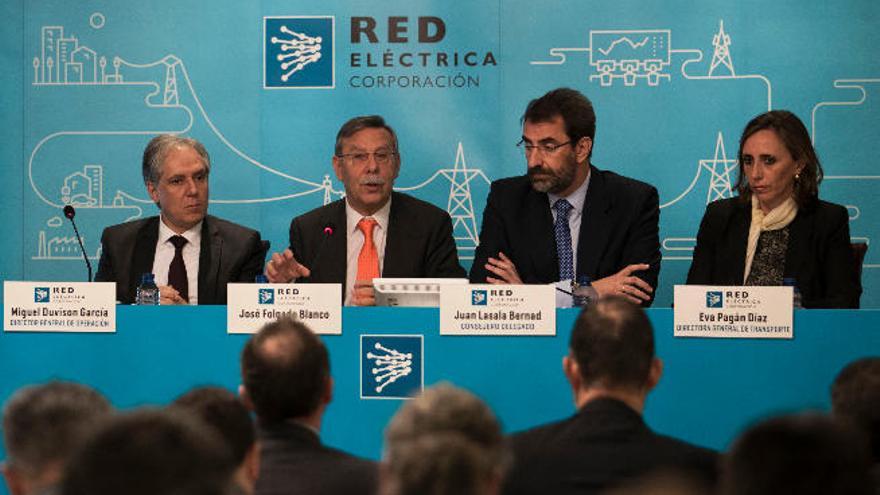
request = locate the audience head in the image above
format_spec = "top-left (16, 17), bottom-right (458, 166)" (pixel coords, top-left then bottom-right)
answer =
top-left (721, 413), bottom-right (873, 495)
top-left (60, 408), bottom-right (234, 495)
top-left (2, 381), bottom-right (112, 495)
top-left (172, 386), bottom-right (259, 494)
top-left (565, 297), bottom-right (661, 405)
top-left (831, 356), bottom-right (880, 462)
top-left (382, 383), bottom-right (507, 495)
top-left (240, 316), bottom-right (331, 425)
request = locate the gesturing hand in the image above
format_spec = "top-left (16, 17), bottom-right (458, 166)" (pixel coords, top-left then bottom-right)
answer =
top-left (265, 248), bottom-right (311, 283)
top-left (485, 252), bottom-right (523, 284)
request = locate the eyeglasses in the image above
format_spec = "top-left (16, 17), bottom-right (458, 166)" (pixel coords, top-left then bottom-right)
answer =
top-left (336, 150), bottom-right (398, 166)
top-left (517, 140), bottom-right (573, 155)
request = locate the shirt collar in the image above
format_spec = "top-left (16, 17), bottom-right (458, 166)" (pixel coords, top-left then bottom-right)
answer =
top-left (548, 168), bottom-right (591, 213)
top-left (158, 215), bottom-right (202, 245)
top-left (345, 196), bottom-right (392, 234)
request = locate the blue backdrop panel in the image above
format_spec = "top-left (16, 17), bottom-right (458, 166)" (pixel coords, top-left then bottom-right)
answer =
top-left (2, 1), bottom-right (879, 306)
top-left (0, 306), bottom-right (877, 495)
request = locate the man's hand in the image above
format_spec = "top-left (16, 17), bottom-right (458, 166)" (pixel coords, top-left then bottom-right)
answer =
top-left (158, 285), bottom-right (187, 305)
top-left (265, 249), bottom-right (311, 283)
top-left (591, 263), bottom-right (653, 304)
top-left (485, 252), bottom-right (523, 284)
top-left (352, 280), bottom-right (376, 306)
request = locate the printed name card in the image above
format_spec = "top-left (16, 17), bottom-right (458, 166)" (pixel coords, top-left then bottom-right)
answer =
top-left (4, 281), bottom-right (116, 332)
top-left (227, 283), bottom-right (342, 334)
top-left (674, 285), bottom-right (793, 339)
top-left (440, 284), bottom-right (556, 336)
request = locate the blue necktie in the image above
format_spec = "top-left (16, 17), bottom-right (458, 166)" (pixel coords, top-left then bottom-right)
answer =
top-left (553, 199), bottom-right (574, 284)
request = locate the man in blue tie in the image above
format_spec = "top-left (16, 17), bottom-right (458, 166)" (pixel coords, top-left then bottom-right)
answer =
top-left (469, 88), bottom-right (660, 306)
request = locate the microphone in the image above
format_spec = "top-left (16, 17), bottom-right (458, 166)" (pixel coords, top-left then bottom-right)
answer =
top-left (63, 205), bottom-right (93, 282)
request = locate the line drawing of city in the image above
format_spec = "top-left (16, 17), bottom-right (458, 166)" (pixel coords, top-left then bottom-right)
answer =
top-left (28, 18), bottom-right (490, 261)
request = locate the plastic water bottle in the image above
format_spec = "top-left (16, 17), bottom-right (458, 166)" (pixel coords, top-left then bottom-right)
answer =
top-left (572, 276), bottom-right (599, 307)
top-left (135, 273), bottom-right (160, 305)
top-left (782, 277), bottom-right (803, 309)
top-left (255, 274), bottom-right (269, 283)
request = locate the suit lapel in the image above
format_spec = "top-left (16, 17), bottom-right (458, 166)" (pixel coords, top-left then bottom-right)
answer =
top-left (784, 206), bottom-right (811, 279)
top-left (198, 217), bottom-right (220, 304)
top-left (384, 193), bottom-right (412, 277)
top-left (577, 167), bottom-right (611, 278)
top-left (727, 202), bottom-right (751, 284)
top-left (523, 188), bottom-right (558, 283)
top-left (131, 217), bottom-right (160, 303)
top-left (313, 201), bottom-right (347, 284)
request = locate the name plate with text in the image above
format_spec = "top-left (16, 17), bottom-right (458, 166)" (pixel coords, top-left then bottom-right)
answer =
top-left (674, 285), bottom-right (793, 339)
top-left (4, 281), bottom-right (116, 332)
top-left (440, 284), bottom-right (556, 336)
top-left (227, 284), bottom-right (342, 335)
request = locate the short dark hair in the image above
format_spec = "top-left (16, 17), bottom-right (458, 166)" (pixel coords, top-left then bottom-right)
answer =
top-left (734, 110), bottom-right (823, 208)
top-left (2, 381), bottom-right (112, 477)
top-left (522, 87), bottom-right (596, 156)
top-left (721, 414), bottom-right (873, 495)
top-left (171, 386), bottom-right (256, 466)
top-left (240, 317), bottom-right (330, 424)
top-left (142, 134), bottom-right (210, 186)
top-left (334, 115), bottom-right (399, 156)
top-left (831, 357), bottom-right (880, 462)
top-left (60, 408), bottom-right (234, 495)
top-left (569, 297), bottom-right (655, 390)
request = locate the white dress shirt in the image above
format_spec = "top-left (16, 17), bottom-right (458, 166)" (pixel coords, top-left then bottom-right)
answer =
top-left (152, 217), bottom-right (202, 305)
top-left (344, 198), bottom-right (391, 305)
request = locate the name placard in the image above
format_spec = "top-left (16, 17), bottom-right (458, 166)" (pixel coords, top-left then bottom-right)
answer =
top-left (4, 281), bottom-right (116, 332)
top-left (440, 284), bottom-right (556, 336)
top-left (674, 285), bottom-right (793, 339)
top-left (227, 283), bottom-right (342, 335)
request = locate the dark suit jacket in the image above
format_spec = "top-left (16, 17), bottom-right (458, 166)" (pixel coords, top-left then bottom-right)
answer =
top-left (256, 422), bottom-right (377, 495)
top-left (686, 198), bottom-right (861, 308)
top-left (94, 215), bottom-right (265, 304)
top-left (470, 167), bottom-right (661, 306)
top-left (502, 398), bottom-right (718, 495)
top-left (288, 192), bottom-right (466, 296)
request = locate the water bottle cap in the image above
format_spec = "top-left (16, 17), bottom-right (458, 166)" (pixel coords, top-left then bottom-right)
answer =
top-left (255, 274), bottom-right (268, 283)
top-left (141, 273), bottom-right (155, 283)
top-left (782, 277), bottom-right (797, 286)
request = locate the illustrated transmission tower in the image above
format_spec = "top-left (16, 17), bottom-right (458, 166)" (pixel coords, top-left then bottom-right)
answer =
top-left (162, 56), bottom-right (181, 106)
top-left (708, 20), bottom-right (735, 77)
top-left (321, 175), bottom-right (334, 205)
top-left (443, 143), bottom-right (480, 260)
top-left (702, 132), bottom-right (737, 203)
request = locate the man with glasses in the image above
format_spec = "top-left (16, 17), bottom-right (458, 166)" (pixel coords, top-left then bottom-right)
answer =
top-left (470, 88), bottom-right (660, 306)
top-left (266, 115), bottom-right (465, 305)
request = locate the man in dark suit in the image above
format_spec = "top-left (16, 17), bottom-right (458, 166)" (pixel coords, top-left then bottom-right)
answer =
top-left (265, 115), bottom-right (465, 305)
top-left (502, 297), bottom-right (718, 495)
top-left (95, 134), bottom-right (265, 304)
top-left (470, 88), bottom-right (660, 306)
top-left (239, 317), bottom-right (377, 495)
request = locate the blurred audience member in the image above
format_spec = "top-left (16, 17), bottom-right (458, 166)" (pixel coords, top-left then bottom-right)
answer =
top-left (832, 356), bottom-right (880, 487)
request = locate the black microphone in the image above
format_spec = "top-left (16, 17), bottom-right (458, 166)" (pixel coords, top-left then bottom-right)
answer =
top-left (63, 205), bottom-right (93, 282)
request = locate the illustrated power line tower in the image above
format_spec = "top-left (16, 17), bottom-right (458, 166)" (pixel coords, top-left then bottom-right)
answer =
top-left (162, 55), bottom-right (181, 106)
top-left (708, 20), bottom-right (735, 77)
top-left (443, 143), bottom-right (480, 260)
top-left (702, 132), bottom-right (737, 203)
top-left (321, 175), bottom-right (334, 205)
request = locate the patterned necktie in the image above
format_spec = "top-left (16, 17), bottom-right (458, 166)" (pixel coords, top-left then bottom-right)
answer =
top-left (553, 199), bottom-right (574, 283)
top-left (356, 218), bottom-right (380, 282)
top-left (167, 235), bottom-right (189, 302)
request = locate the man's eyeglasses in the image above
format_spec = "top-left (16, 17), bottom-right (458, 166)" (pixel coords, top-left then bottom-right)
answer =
top-left (516, 140), bottom-right (573, 155)
top-left (336, 150), bottom-right (398, 166)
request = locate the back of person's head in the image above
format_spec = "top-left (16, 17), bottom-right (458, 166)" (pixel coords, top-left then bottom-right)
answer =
top-left (240, 316), bottom-right (330, 424)
top-left (831, 356), bottom-right (880, 462)
top-left (721, 413), bottom-right (873, 495)
top-left (383, 383), bottom-right (506, 495)
top-left (171, 386), bottom-right (255, 467)
top-left (569, 297), bottom-right (656, 391)
top-left (60, 408), bottom-right (234, 495)
top-left (2, 381), bottom-right (112, 495)
top-left (381, 433), bottom-right (498, 495)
